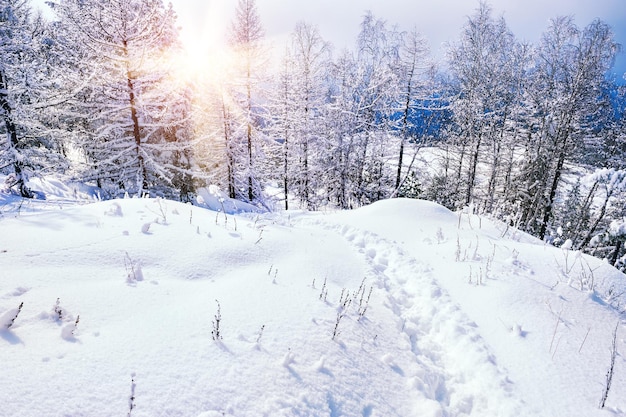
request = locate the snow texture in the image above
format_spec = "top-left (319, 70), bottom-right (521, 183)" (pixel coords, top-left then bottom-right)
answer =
top-left (1, 182), bottom-right (625, 417)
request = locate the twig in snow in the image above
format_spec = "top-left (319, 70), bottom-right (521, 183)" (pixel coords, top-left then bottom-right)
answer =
top-left (2, 301), bottom-right (23, 329)
top-left (255, 229), bottom-right (263, 245)
top-left (599, 322), bottom-right (619, 409)
top-left (211, 300), bottom-right (222, 341)
top-left (256, 325), bottom-right (265, 344)
top-left (579, 327), bottom-right (591, 353)
top-left (358, 287), bottom-right (373, 320)
top-left (319, 277), bottom-right (327, 301)
top-left (549, 309), bottom-right (562, 354)
top-left (128, 373), bottom-right (136, 417)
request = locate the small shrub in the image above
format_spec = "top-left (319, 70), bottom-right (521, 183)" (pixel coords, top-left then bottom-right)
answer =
top-left (61, 315), bottom-right (80, 340)
top-left (125, 252), bottom-right (144, 284)
top-left (53, 298), bottom-right (63, 321)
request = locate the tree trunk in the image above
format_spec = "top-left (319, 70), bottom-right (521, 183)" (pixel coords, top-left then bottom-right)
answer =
top-left (0, 70), bottom-right (33, 198)
top-left (222, 98), bottom-right (236, 199)
top-left (246, 63), bottom-right (254, 202)
top-left (610, 238), bottom-right (623, 267)
top-left (578, 187), bottom-right (611, 250)
top-left (123, 41), bottom-right (147, 194)
top-left (465, 132), bottom-right (482, 206)
top-left (283, 126), bottom-right (289, 210)
top-left (539, 149), bottom-right (566, 240)
top-left (396, 71), bottom-right (414, 190)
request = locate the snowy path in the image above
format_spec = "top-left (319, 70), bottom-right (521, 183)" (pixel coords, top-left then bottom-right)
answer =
top-left (1, 196), bottom-right (624, 416)
top-left (290, 212), bottom-right (527, 417)
top-left (320, 199), bottom-right (626, 417)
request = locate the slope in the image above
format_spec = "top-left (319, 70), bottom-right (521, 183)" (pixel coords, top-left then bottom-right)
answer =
top-left (0, 192), bottom-right (624, 416)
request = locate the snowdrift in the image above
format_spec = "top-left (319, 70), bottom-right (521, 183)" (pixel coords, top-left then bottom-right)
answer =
top-left (1, 193), bottom-right (625, 417)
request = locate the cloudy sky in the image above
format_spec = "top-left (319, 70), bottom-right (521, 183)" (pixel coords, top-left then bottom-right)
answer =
top-left (170, 0), bottom-right (626, 80)
top-left (30, 0), bottom-right (625, 80)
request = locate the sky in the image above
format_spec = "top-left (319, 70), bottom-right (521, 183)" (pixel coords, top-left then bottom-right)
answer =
top-left (30, 0), bottom-right (626, 80)
top-left (168, 0), bottom-right (626, 81)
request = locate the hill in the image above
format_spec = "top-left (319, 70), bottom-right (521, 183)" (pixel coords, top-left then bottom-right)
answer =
top-left (1, 185), bottom-right (625, 416)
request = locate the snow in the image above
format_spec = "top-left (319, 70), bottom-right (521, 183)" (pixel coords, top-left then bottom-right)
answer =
top-left (1, 184), bottom-right (625, 417)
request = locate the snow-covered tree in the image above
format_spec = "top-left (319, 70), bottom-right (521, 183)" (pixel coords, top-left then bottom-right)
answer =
top-left (518, 17), bottom-right (619, 238)
top-left (392, 28), bottom-right (433, 193)
top-left (227, 0), bottom-right (267, 204)
top-left (49, 0), bottom-right (194, 199)
top-left (322, 49), bottom-right (360, 209)
top-left (0, 1), bottom-right (67, 197)
top-left (268, 47), bottom-right (297, 209)
top-left (551, 169), bottom-right (626, 258)
top-left (446, 2), bottom-right (528, 210)
top-left (268, 22), bottom-right (330, 209)
top-left (351, 12), bottom-right (402, 204)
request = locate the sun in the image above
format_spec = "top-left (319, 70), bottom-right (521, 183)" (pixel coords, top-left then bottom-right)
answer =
top-left (172, 2), bottom-right (232, 85)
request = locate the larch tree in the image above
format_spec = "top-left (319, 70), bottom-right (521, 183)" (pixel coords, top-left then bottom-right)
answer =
top-left (49, 0), bottom-right (194, 199)
top-left (323, 49), bottom-right (360, 209)
top-left (519, 17), bottom-right (619, 238)
top-left (393, 28), bottom-right (432, 193)
top-left (267, 46), bottom-right (297, 209)
top-left (352, 11), bottom-right (402, 204)
top-left (0, 0), bottom-right (67, 197)
top-left (228, 0), bottom-right (266, 203)
top-left (447, 2), bottom-right (524, 209)
top-left (285, 22), bottom-right (330, 209)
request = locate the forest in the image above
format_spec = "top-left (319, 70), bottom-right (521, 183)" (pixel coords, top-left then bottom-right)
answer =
top-left (1, 0), bottom-right (626, 271)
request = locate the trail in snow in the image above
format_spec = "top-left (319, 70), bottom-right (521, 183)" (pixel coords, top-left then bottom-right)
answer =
top-left (0, 192), bottom-right (625, 417)
top-left (289, 211), bottom-right (526, 417)
top-left (321, 199), bottom-right (626, 417)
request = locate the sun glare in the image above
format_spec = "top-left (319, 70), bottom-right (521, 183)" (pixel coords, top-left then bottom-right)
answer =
top-left (173, 2), bottom-right (232, 87)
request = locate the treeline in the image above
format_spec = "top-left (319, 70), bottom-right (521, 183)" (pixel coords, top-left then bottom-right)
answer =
top-left (2, 0), bottom-right (626, 270)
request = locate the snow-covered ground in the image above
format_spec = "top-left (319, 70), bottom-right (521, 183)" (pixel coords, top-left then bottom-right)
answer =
top-left (1, 180), bottom-right (625, 417)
